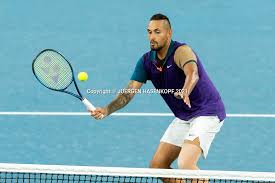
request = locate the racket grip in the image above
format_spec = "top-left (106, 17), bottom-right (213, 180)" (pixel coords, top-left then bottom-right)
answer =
top-left (82, 98), bottom-right (96, 111)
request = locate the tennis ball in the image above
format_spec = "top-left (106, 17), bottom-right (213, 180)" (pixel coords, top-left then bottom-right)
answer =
top-left (78, 72), bottom-right (88, 81)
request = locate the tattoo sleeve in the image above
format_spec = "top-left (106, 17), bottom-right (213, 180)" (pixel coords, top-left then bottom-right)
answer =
top-left (106, 81), bottom-right (136, 115)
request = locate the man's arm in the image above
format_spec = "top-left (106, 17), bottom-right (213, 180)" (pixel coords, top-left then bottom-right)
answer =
top-left (174, 45), bottom-right (199, 108)
top-left (106, 80), bottom-right (143, 115)
top-left (90, 80), bottom-right (143, 119)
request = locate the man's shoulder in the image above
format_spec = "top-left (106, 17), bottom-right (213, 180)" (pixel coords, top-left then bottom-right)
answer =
top-left (140, 50), bottom-right (153, 62)
top-left (173, 40), bottom-right (188, 49)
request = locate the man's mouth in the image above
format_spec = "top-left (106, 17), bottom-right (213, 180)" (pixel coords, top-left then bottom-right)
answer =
top-left (150, 42), bottom-right (157, 46)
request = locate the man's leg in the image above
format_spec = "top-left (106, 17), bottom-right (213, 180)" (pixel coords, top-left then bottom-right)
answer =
top-left (178, 137), bottom-right (207, 183)
top-left (151, 118), bottom-right (190, 169)
top-left (150, 142), bottom-right (181, 169)
top-left (151, 141), bottom-right (202, 183)
top-left (177, 137), bottom-right (202, 170)
top-left (177, 115), bottom-right (224, 183)
top-left (150, 142), bottom-right (181, 183)
top-left (177, 116), bottom-right (223, 170)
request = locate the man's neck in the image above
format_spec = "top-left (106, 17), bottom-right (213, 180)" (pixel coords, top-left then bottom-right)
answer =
top-left (157, 39), bottom-right (171, 60)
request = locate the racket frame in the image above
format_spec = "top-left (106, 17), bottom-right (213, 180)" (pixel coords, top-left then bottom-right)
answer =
top-left (32, 49), bottom-right (84, 101)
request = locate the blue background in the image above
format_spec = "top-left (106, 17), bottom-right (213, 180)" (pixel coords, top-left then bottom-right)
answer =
top-left (0, 0), bottom-right (275, 172)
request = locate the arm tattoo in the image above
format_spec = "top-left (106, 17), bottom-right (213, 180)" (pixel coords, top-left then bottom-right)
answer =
top-left (106, 81), bottom-right (135, 115)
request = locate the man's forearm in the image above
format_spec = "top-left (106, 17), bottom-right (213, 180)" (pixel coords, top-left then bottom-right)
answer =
top-left (105, 81), bottom-right (136, 115)
top-left (182, 72), bottom-right (199, 96)
top-left (106, 92), bottom-right (134, 115)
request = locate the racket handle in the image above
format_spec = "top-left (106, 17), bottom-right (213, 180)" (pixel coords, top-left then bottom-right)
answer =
top-left (82, 98), bottom-right (104, 119)
top-left (82, 98), bottom-right (96, 111)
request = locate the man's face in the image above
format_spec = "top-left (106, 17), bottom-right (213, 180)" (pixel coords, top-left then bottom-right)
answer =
top-left (147, 20), bottom-right (171, 51)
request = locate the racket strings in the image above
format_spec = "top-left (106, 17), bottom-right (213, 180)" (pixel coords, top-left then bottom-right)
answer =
top-left (33, 51), bottom-right (73, 90)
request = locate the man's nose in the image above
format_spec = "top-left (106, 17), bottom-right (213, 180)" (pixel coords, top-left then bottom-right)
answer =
top-left (149, 34), bottom-right (156, 42)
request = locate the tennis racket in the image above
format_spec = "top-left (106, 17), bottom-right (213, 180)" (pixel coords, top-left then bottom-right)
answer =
top-left (32, 49), bottom-right (96, 112)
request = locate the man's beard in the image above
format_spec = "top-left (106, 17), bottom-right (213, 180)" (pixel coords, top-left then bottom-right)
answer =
top-left (150, 42), bottom-right (164, 52)
top-left (150, 46), bottom-right (162, 52)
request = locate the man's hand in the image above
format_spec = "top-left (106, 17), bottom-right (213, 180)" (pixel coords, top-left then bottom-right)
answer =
top-left (89, 107), bottom-right (108, 120)
top-left (182, 95), bottom-right (191, 108)
top-left (174, 91), bottom-right (191, 108)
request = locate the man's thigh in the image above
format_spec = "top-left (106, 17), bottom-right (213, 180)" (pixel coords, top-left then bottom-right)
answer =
top-left (150, 142), bottom-right (181, 168)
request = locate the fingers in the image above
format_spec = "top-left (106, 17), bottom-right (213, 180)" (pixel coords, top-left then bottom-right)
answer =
top-left (94, 113), bottom-right (104, 120)
top-left (91, 111), bottom-right (104, 120)
top-left (174, 92), bottom-right (191, 108)
top-left (89, 108), bottom-right (106, 120)
top-left (174, 92), bottom-right (183, 99)
top-left (183, 96), bottom-right (191, 108)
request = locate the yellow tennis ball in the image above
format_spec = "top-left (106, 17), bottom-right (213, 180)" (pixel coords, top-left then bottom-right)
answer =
top-left (78, 72), bottom-right (88, 81)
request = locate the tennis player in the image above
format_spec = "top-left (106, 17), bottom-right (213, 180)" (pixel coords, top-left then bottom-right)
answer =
top-left (90, 13), bottom-right (226, 171)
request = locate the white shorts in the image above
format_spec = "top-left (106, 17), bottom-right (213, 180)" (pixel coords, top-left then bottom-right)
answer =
top-left (160, 116), bottom-right (223, 158)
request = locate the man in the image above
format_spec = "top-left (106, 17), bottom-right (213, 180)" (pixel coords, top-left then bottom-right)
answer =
top-left (91, 13), bottom-right (226, 171)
